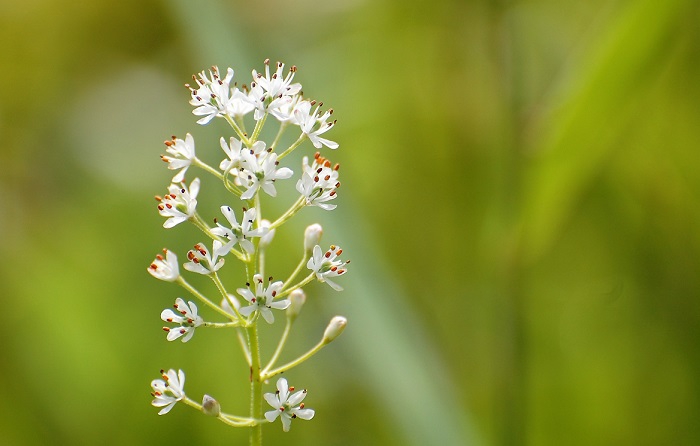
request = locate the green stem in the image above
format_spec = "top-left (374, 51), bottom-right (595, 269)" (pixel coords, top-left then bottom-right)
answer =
top-left (270, 121), bottom-right (289, 151)
top-left (211, 272), bottom-right (246, 323)
top-left (250, 113), bottom-right (268, 143)
top-left (224, 114), bottom-right (250, 144)
top-left (262, 318), bottom-right (292, 375)
top-left (269, 196), bottom-right (305, 230)
top-left (277, 134), bottom-right (306, 161)
top-left (193, 157), bottom-right (224, 180)
top-left (261, 337), bottom-right (328, 381)
top-left (278, 272), bottom-right (315, 299)
top-left (177, 277), bottom-right (236, 321)
top-left (247, 323), bottom-right (263, 446)
top-left (284, 253), bottom-right (309, 289)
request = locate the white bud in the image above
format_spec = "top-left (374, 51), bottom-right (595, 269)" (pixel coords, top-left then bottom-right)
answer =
top-left (287, 289), bottom-right (307, 321)
top-left (322, 316), bottom-right (347, 344)
top-left (304, 224), bottom-right (323, 254)
top-left (260, 219), bottom-right (275, 248)
top-left (202, 394), bottom-right (221, 416)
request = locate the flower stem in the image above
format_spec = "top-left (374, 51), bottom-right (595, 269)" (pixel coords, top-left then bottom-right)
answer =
top-left (177, 277), bottom-right (236, 321)
top-left (261, 338), bottom-right (327, 381)
top-left (247, 323), bottom-right (263, 446)
top-left (270, 196), bottom-right (305, 230)
top-left (277, 134), bottom-right (306, 161)
top-left (262, 318), bottom-right (292, 375)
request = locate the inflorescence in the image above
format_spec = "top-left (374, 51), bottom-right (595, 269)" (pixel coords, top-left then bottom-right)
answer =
top-left (146, 59), bottom-right (349, 436)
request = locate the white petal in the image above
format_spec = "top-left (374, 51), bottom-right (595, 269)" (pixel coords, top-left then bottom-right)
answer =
top-left (265, 409), bottom-right (281, 422)
top-left (294, 408), bottom-right (315, 420)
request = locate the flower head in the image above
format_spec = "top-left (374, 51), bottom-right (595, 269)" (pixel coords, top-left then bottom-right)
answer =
top-left (236, 274), bottom-right (290, 324)
top-left (296, 152), bottom-right (340, 211)
top-left (161, 133), bottom-right (196, 182)
top-left (161, 298), bottom-right (204, 342)
top-left (293, 100), bottom-right (338, 149)
top-left (307, 245), bottom-right (349, 291)
top-left (151, 369), bottom-right (186, 415)
top-left (264, 378), bottom-right (315, 432)
top-left (211, 206), bottom-right (267, 254)
top-left (183, 241), bottom-right (226, 275)
top-left (248, 59), bottom-right (302, 121)
top-left (238, 151), bottom-right (293, 200)
top-left (187, 66), bottom-right (236, 125)
top-left (147, 249), bottom-right (180, 282)
top-left (156, 178), bottom-right (200, 228)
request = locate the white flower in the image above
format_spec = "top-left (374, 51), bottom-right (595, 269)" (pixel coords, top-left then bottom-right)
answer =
top-left (183, 241), bottom-right (226, 275)
top-left (236, 274), bottom-right (290, 324)
top-left (264, 378), bottom-right (315, 432)
top-left (296, 152), bottom-right (340, 211)
top-left (160, 298), bottom-right (204, 342)
top-left (293, 100), bottom-right (338, 149)
top-left (238, 151), bottom-right (293, 200)
top-left (161, 133), bottom-right (196, 182)
top-left (226, 86), bottom-right (255, 119)
top-left (211, 206), bottom-right (267, 254)
top-left (307, 245), bottom-right (349, 291)
top-left (187, 66), bottom-right (235, 125)
top-left (151, 369), bottom-right (186, 415)
top-left (147, 249), bottom-right (180, 282)
top-left (248, 59), bottom-right (302, 121)
top-left (156, 178), bottom-right (200, 228)
top-left (219, 136), bottom-right (244, 175)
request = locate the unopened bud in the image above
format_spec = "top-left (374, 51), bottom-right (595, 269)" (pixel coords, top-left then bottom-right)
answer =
top-left (304, 224), bottom-right (323, 254)
top-left (322, 316), bottom-right (347, 344)
top-left (287, 289), bottom-right (306, 321)
top-left (260, 219), bottom-right (275, 248)
top-left (202, 394), bottom-right (221, 416)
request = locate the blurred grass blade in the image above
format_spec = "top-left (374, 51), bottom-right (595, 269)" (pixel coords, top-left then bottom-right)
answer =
top-left (521, 0), bottom-right (689, 260)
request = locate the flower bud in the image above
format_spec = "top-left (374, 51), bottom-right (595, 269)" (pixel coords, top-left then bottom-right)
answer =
top-left (260, 219), bottom-right (275, 248)
top-left (202, 394), bottom-right (221, 417)
top-left (287, 289), bottom-right (306, 321)
top-left (322, 316), bottom-right (347, 344)
top-left (304, 224), bottom-right (323, 254)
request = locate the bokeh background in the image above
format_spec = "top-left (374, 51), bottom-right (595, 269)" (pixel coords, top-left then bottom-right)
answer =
top-left (1, 0), bottom-right (699, 444)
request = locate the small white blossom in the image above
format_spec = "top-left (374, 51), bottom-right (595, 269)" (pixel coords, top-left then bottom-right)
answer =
top-left (293, 100), bottom-right (338, 149)
top-left (296, 152), bottom-right (340, 211)
top-left (156, 178), bottom-right (200, 228)
top-left (307, 245), bottom-right (349, 291)
top-left (248, 59), bottom-right (302, 121)
top-left (183, 241), bottom-right (226, 275)
top-left (187, 66), bottom-right (235, 125)
top-left (218, 136), bottom-right (243, 175)
top-left (236, 274), bottom-right (290, 324)
top-left (264, 378), bottom-right (315, 432)
top-left (227, 86), bottom-right (255, 119)
top-left (161, 133), bottom-right (196, 182)
top-left (151, 369), bottom-right (186, 415)
top-left (161, 298), bottom-right (203, 342)
top-left (238, 151), bottom-right (293, 200)
top-left (211, 206), bottom-right (267, 254)
top-left (148, 249), bottom-right (180, 282)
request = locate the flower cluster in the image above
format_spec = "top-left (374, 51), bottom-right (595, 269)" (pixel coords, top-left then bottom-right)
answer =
top-left (146, 59), bottom-right (350, 438)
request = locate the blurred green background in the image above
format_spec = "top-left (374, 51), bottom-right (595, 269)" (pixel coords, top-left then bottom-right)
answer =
top-left (1, 0), bottom-right (699, 444)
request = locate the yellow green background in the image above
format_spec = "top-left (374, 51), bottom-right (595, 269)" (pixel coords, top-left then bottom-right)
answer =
top-left (1, 0), bottom-right (699, 444)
